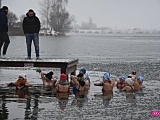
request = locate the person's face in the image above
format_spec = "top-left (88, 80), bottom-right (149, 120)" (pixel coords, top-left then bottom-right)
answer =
top-left (79, 70), bottom-right (84, 74)
top-left (119, 78), bottom-right (124, 82)
top-left (5, 9), bottom-right (8, 14)
top-left (137, 79), bottom-right (142, 84)
top-left (28, 12), bottom-right (34, 17)
top-left (18, 76), bottom-right (24, 80)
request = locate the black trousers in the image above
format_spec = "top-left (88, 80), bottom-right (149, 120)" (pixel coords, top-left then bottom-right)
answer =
top-left (0, 32), bottom-right (10, 55)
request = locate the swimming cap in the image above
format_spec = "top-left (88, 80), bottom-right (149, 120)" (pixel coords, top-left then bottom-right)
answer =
top-left (120, 74), bottom-right (127, 81)
top-left (137, 76), bottom-right (144, 83)
top-left (103, 72), bottom-right (110, 80)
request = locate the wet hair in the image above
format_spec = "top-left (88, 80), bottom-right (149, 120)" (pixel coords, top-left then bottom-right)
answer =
top-left (79, 79), bottom-right (85, 87)
top-left (45, 71), bottom-right (53, 80)
top-left (71, 72), bottom-right (76, 76)
top-left (76, 73), bottom-right (85, 86)
top-left (77, 73), bottom-right (84, 78)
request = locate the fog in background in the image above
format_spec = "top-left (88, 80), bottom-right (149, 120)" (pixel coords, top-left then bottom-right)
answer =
top-left (2, 0), bottom-right (160, 30)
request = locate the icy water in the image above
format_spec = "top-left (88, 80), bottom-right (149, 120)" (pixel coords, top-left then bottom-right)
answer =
top-left (0, 33), bottom-right (160, 120)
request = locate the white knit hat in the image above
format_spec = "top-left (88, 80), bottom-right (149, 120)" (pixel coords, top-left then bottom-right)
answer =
top-left (19, 73), bottom-right (27, 79)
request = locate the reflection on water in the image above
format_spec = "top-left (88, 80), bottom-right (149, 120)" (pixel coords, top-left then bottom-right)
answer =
top-left (0, 95), bottom-right (9, 120)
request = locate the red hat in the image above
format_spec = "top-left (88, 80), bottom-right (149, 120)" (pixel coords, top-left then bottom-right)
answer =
top-left (60, 73), bottom-right (67, 81)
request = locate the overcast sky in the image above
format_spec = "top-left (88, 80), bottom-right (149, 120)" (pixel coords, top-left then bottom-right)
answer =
top-left (2, 0), bottom-right (160, 30)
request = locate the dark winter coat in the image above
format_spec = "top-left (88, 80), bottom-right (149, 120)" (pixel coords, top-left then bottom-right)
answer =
top-left (0, 9), bottom-right (8, 33)
top-left (22, 12), bottom-right (40, 34)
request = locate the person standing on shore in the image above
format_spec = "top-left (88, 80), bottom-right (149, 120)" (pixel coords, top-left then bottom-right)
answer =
top-left (22, 9), bottom-right (41, 60)
top-left (0, 6), bottom-right (10, 58)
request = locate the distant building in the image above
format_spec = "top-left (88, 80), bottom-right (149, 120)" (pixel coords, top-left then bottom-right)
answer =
top-left (81, 17), bottom-right (97, 29)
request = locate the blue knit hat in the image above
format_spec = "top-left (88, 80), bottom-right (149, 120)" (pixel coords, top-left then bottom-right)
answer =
top-left (137, 76), bottom-right (144, 83)
top-left (120, 74), bottom-right (127, 81)
top-left (80, 67), bottom-right (86, 74)
top-left (103, 72), bottom-right (110, 80)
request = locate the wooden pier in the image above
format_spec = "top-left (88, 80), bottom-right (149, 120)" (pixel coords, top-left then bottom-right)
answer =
top-left (0, 58), bottom-right (79, 74)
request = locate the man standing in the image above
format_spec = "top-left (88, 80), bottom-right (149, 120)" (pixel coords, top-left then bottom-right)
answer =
top-left (22, 9), bottom-right (41, 60)
top-left (0, 6), bottom-right (10, 58)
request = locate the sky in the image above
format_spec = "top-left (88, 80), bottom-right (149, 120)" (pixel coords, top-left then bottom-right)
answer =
top-left (2, 0), bottom-right (160, 30)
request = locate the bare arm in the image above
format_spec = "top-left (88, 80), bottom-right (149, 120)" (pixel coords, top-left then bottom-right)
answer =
top-left (94, 82), bottom-right (103, 86)
top-left (121, 86), bottom-right (126, 91)
top-left (7, 82), bottom-right (16, 87)
top-left (25, 82), bottom-right (32, 87)
top-left (70, 75), bottom-right (79, 86)
top-left (40, 72), bottom-right (46, 82)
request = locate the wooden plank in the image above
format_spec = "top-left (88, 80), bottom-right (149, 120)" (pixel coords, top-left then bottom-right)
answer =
top-left (0, 58), bottom-right (79, 74)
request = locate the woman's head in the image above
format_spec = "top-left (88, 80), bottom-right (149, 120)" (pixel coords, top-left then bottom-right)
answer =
top-left (119, 74), bottom-right (127, 82)
top-left (77, 73), bottom-right (84, 78)
top-left (45, 71), bottom-right (54, 80)
top-left (79, 68), bottom-right (86, 75)
top-left (78, 79), bottom-right (85, 87)
top-left (137, 76), bottom-right (144, 83)
top-left (60, 73), bottom-right (67, 82)
top-left (18, 73), bottom-right (27, 80)
top-left (103, 72), bottom-right (110, 80)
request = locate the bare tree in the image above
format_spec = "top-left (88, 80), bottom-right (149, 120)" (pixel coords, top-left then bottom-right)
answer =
top-left (39, 0), bottom-right (52, 29)
top-left (20, 14), bottom-right (26, 22)
top-left (7, 12), bottom-right (18, 28)
top-left (49, 0), bottom-right (74, 35)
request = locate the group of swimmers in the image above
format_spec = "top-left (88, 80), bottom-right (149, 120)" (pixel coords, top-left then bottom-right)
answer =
top-left (7, 68), bottom-right (145, 97)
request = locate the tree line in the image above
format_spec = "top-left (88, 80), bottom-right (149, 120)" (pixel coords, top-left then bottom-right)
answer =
top-left (1, 0), bottom-right (74, 36)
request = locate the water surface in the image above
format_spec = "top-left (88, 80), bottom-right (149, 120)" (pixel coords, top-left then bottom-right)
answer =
top-left (0, 33), bottom-right (160, 120)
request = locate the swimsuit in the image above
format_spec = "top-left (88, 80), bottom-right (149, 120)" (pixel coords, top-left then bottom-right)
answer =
top-left (72, 85), bottom-right (80, 95)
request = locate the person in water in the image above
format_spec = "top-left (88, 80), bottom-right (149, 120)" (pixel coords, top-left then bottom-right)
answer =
top-left (137, 76), bottom-right (145, 89)
top-left (79, 67), bottom-right (90, 83)
top-left (8, 73), bottom-right (32, 90)
top-left (56, 73), bottom-right (70, 93)
top-left (40, 71), bottom-right (57, 88)
top-left (128, 71), bottom-right (137, 80)
top-left (79, 67), bottom-right (90, 90)
top-left (128, 71), bottom-right (140, 91)
top-left (94, 72), bottom-right (115, 94)
top-left (121, 78), bottom-right (134, 92)
top-left (71, 73), bottom-right (86, 95)
top-left (116, 74), bottom-right (127, 89)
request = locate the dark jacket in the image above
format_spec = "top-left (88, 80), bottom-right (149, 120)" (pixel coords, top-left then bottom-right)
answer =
top-left (22, 12), bottom-right (40, 34)
top-left (0, 9), bottom-right (8, 33)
